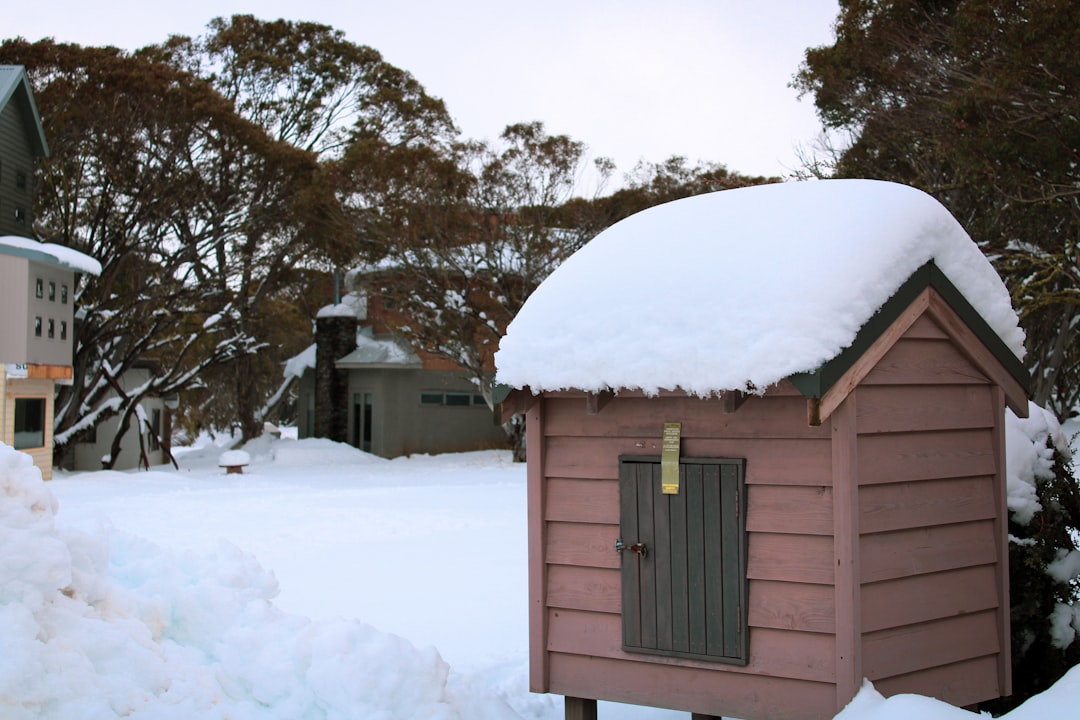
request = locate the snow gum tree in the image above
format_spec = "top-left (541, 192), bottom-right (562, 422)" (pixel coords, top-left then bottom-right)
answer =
top-left (336, 122), bottom-right (601, 459)
top-left (144, 16), bottom-right (456, 441)
top-left (1, 17), bottom-right (455, 455)
top-left (793, 0), bottom-right (1080, 418)
top-left (0, 39), bottom-right (284, 468)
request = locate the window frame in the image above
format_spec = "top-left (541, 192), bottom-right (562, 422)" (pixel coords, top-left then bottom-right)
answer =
top-left (14, 397), bottom-right (47, 450)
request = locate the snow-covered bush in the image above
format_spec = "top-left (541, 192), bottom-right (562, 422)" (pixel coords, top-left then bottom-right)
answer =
top-left (994, 403), bottom-right (1080, 711)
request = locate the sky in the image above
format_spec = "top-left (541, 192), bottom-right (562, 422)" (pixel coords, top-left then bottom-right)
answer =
top-left (6, 1), bottom-right (841, 183)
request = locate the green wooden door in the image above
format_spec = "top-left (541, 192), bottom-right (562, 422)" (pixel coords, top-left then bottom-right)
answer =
top-left (618, 456), bottom-right (748, 664)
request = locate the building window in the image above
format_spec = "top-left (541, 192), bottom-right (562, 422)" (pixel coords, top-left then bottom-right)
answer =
top-left (47, 319), bottom-right (55, 339)
top-left (15, 169), bottom-right (27, 191)
top-left (14, 206), bottom-right (26, 225)
top-left (14, 397), bottom-right (46, 450)
top-left (420, 391), bottom-right (487, 407)
top-left (35, 278), bottom-right (43, 298)
top-left (149, 409), bottom-right (162, 451)
top-left (352, 393), bottom-right (373, 453)
top-left (61, 284), bottom-right (68, 304)
top-left (60, 321), bottom-right (68, 340)
top-left (48, 282), bottom-right (55, 301)
top-left (618, 456), bottom-right (748, 665)
top-left (34, 316), bottom-right (42, 337)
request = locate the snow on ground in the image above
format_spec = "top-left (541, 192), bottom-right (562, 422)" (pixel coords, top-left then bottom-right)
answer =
top-left (2, 431), bottom-right (1078, 719)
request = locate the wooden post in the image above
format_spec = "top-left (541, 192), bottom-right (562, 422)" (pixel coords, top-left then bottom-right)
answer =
top-left (564, 696), bottom-right (597, 720)
top-left (832, 391), bottom-right (861, 710)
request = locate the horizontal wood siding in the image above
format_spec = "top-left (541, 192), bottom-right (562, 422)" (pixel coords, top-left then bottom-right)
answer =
top-left (853, 321), bottom-right (1007, 704)
top-left (861, 610), bottom-right (1001, 679)
top-left (539, 392), bottom-right (840, 718)
top-left (3, 377), bottom-right (55, 481)
top-left (861, 565), bottom-right (1000, 634)
top-left (547, 652), bottom-right (837, 720)
top-left (871, 654), bottom-right (1002, 708)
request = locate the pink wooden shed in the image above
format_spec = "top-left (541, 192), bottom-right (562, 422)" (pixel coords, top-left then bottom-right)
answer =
top-left (495, 181), bottom-right (1029, 720)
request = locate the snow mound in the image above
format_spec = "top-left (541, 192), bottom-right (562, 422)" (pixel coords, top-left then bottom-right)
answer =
top-left (836, 665), bottom-right (1080, 720)
top-left (496, 179), bottom-right (1024, 396)
top-left (269, 438), bottom-right (390, 467)
top-left (218, 449), bottom-right (251, 467)
top-left (0, 440), bottom-right (511, 719)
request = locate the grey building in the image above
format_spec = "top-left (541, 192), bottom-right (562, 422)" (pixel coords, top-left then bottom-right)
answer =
top-left (295, 302), bottom-right (508, 459)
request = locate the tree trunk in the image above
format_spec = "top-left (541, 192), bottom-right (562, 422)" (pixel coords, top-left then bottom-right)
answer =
top-left (504, 414), bottom-right (526, 462)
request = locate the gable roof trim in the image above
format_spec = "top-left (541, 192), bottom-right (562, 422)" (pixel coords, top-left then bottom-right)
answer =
top-left (0, 66), bottom-right (49, 157)
top-left (791, 261), bottom-right (1030, 422)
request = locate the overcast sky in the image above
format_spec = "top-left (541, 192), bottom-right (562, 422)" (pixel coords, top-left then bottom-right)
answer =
top-left (8, 1), bottom-right (840, 184)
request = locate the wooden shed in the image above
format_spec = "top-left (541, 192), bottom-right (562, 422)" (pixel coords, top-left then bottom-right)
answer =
top-left (495, 180), bottom-right (1029, 720)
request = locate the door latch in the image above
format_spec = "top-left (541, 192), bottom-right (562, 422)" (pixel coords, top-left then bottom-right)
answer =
top-left (615, 538), bottom-right (647, 558)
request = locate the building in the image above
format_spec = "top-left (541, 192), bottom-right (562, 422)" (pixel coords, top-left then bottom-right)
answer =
top-left (497, 180), bottom-right (1028, 720)
top-left (294, 289), bottom-right (508, 458)
top-left (0, 66), bottom-right (101, 479)
top-left (66, 363), bottom-right (172, 471)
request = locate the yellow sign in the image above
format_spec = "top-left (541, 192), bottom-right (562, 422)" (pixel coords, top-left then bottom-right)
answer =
top-left (661, 422), bottom-right (681, 494)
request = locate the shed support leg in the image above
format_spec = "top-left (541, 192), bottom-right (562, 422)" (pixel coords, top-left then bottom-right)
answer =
top-left (565, 696), bottom-right (597, 720)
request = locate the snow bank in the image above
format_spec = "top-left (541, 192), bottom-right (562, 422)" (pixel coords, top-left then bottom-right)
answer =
top-left (836, 664), bottom-right (1080, 720)
top-left (496, 179), bottom-right (1024, 396)
top-left (0, 440), bottom-right (514, 720)
top-left (269, 437), bottom-right (389, 467)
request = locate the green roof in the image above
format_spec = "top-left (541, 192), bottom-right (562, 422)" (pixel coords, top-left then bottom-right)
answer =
top-left (0, 65), bottom-right (49, 157)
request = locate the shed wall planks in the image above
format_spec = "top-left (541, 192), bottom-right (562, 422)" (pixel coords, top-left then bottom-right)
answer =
top-left (860, 565), bottom-right (999, 634)
top-left (861, 610), bottom-right (1002, 680)
top-left (529, 306), bottom-right (1014, 718)
top-left (548, 609), bottom-right (836, 683)
top-left (548, 652), bottom-right (837, 720)
top-left (871, 655), bottom-right (1002, 708)
top-left (858, 476), bottom-right (997, 534)
top-left (543, 434), bottom-right (831, 485)
top-left (860, 337), bottom-right (989, 386)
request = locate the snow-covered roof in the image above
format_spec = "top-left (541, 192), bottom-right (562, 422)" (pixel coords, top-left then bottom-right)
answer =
top-left (315, 291), bottom-right (366, 320)
top-left (0, 235), bottom-right (102, 275)
top-left (283, 343), bottom-right (316, 379)
top-left (495, 179), bottom-right (1025, 396)
top-left (336, 328), bottom-right (420, 368)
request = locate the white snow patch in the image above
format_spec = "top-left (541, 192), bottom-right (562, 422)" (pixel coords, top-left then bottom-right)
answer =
top-left (283, 343), bottom-right (316, 379)
top-left (316, 291), bottom-right (367, 319)
top-left (1006, 402), bottom-right (1070, 525)
top-left (0, 235), bottom-right (102, 275)
top-left (218, 449), bottom-right (251, 467)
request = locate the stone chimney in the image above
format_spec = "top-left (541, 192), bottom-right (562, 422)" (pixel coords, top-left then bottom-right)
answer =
top-left (314, 315), bottom-right (356, 442)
